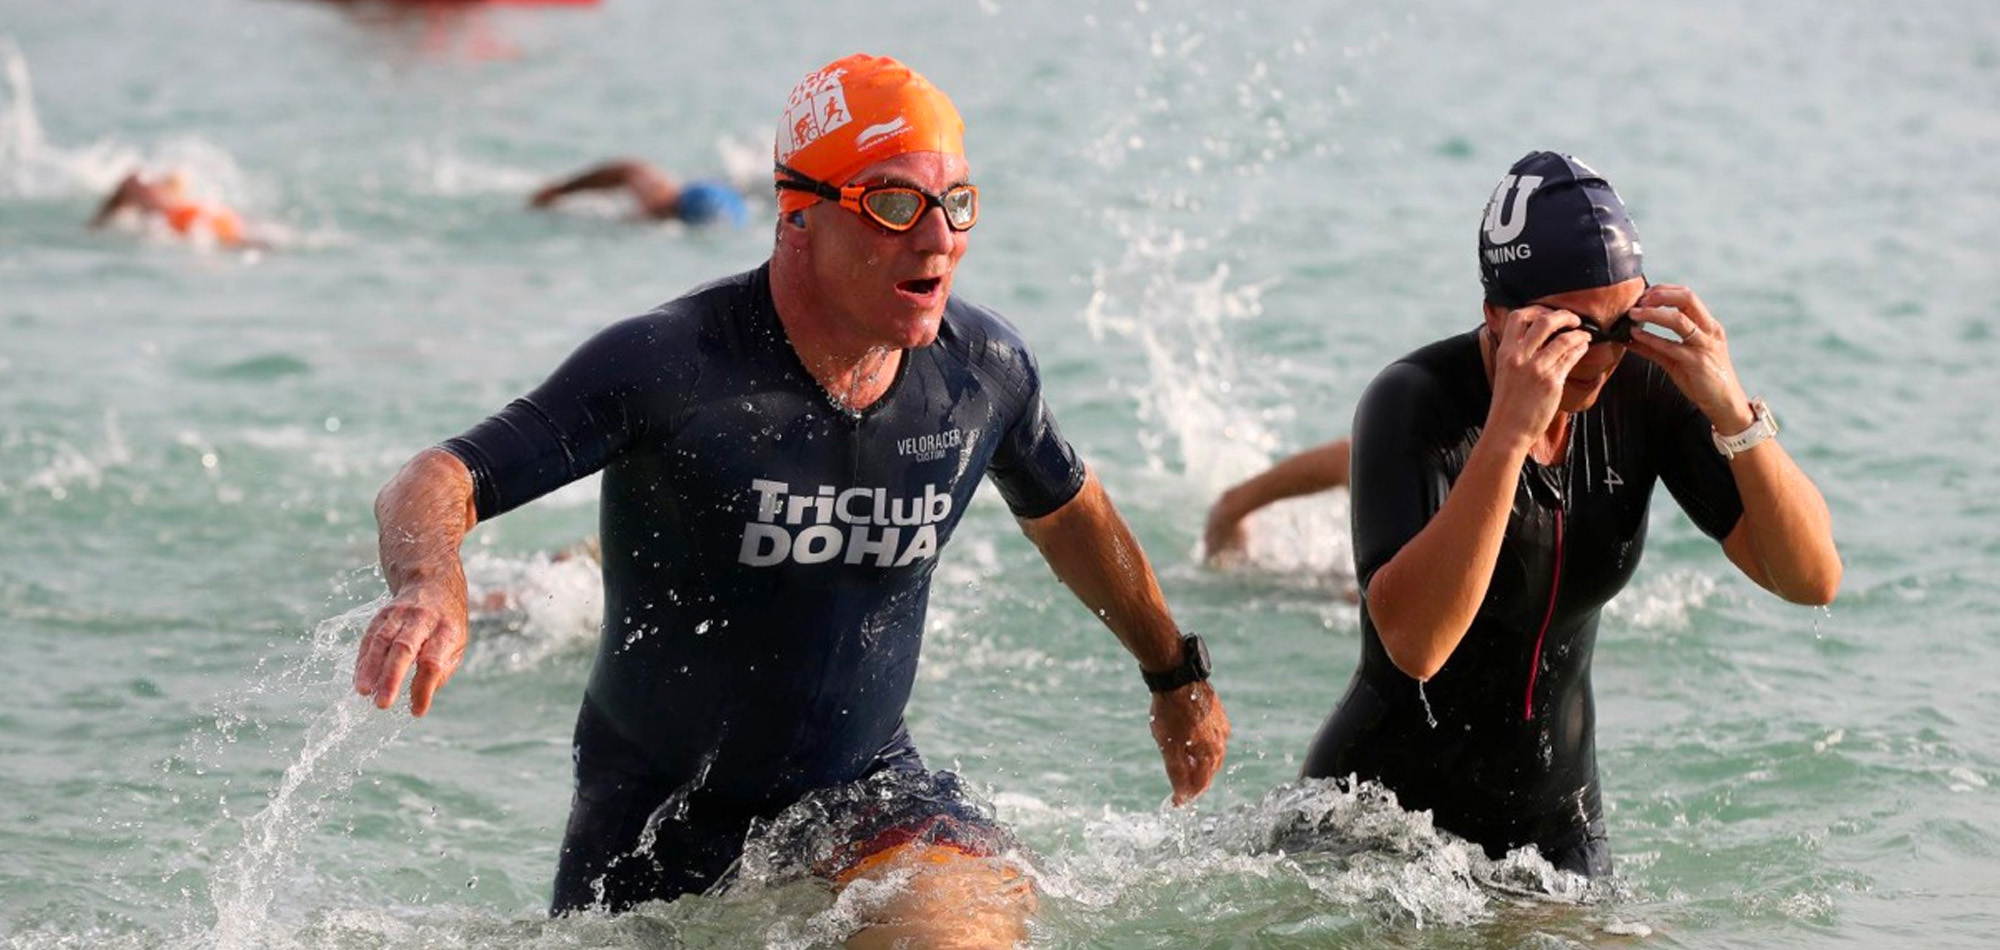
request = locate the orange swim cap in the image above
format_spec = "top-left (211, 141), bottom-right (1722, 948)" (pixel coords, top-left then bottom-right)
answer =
top-left (164, 201), bottom-right (245, 247)
top-left (773, 54), bottom-right (965, 214)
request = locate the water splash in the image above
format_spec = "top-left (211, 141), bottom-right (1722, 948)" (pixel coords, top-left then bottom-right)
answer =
top-left (1075, 212), bottom-right (1358, 585)
top-left (14, 408), bottom-right (133, 501)
top-left (0, 40), bottom-right (246, 201)
top-left (194, 600), bottom-right (410, 950)
top-left (1023, 777), bottom-right (1613, 940)
top-left (0, 36), bottom-right (49, 193)
top-left (1080, 225), bottom-right (1281, 488)
top-left (0, 36), bottom-right (272, 246)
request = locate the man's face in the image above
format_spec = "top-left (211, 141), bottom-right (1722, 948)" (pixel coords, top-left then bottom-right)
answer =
top-left (801, 150), bottom-right (971, 352)
top-left (1529, 276), bottom-right (1647, 412)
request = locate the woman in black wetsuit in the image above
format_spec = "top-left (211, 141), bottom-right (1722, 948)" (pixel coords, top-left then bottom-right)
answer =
top-left (1302, 151), bottom-right (1843, 875)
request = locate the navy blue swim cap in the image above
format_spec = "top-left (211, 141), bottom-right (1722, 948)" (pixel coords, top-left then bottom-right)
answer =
top-left (1477, 151), bottom-right (1643, 307)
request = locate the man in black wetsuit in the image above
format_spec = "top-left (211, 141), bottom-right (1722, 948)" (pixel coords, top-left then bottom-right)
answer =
top-left (350, 53), bottom-right (1231, 943)
top-left (1302, 151), bottom-right (1842, 876)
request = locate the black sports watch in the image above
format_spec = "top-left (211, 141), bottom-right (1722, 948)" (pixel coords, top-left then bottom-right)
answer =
top-left (1141, 633), bottom-right (1211, 693)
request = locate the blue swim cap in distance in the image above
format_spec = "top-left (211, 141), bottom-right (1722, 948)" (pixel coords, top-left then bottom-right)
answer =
top-left (678, 181), bottom-right (749, 227)
top-left (1477, 151), bottom-right (1643, 307)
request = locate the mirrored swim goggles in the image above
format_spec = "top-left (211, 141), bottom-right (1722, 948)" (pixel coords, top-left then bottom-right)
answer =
top-left (775, 163), bottom-right (978, 232)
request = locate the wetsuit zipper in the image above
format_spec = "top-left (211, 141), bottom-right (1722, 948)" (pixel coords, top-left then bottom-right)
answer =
top-left (1523, 506), bottom-right (1562, 721)
top-left (1524, 428), bottom-right (1573, 722)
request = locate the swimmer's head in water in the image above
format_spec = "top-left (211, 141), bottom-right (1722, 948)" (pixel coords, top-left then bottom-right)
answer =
top-left (162, 170), bottom-right (192, 201)
top-left (772, 53), bottom-right (965, 215)
top-left (1477, 151), bottom-right (1644, 308)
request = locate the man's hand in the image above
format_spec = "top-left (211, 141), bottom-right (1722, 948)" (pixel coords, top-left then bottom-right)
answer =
top-left (354, 572), bottom-right (470, 717)
top-left (1149, 682), bottom-right (1230, 805)
top-left (358, 448), bottom-right (479, 718)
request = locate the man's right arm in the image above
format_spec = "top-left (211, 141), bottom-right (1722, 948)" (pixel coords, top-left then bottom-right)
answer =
top-left (353, 447), bottom-right (480, 717)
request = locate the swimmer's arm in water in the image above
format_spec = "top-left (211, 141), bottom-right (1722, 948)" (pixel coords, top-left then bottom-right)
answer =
top-left (1364, 307), bottom-right (1588, 682)
top-left (1625, 284), bottom-right (1841, 605)
top-left (1019, 468), bottom-right (1231, 805)
top-left (354, 447), bottom-right (479, 717)
top-left (528, 159), bottom-right (679, 218)
top-left (1202, 438), bottom-right (1351, 564)
top-left (87, 172), bottom-right (169, 228)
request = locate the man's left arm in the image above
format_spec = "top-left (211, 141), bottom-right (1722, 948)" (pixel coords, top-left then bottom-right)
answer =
top-left (1018, 469), bottom-right (1231, 805)
top-left (1628, 283), bottom-right (1843, 604)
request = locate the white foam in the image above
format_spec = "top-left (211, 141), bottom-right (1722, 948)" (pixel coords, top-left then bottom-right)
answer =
top-left (1604, 568), bottom-right (1718, 631)
top-left (1208, 488), bottom-right (1355, 581)
top-left (1014, 778), bottom-right (1611, 933)
top-left (713, 130), bottom-right (765, 192)
top-left (0, 43), bottom-right (245, 201)
top-left (462, 548), bottom-right (604, 670)
top-left (0, 38), bottom-right (143, 198)
top-left (410, 144), bottom-right (545, 197)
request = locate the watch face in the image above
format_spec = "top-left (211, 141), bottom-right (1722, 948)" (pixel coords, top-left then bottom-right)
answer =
top-left (1187, 635), bottom-right (1211, 677)
top-left (1144, 635), bottom-right (1212, 692)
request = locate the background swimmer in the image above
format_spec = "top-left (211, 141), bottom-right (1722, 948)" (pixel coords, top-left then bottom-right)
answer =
top-left (87, 168), bottom-right (264, 249)
top-left (528, 158), bottom-right (748, 226)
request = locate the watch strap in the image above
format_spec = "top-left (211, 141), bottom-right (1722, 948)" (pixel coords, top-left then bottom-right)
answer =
top-left (1712, 397), bottom-right (1779, 458)
top-left (1142, 633), bottom-right (1211, 693)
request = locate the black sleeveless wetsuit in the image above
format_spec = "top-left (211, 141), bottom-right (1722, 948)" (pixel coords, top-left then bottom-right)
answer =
top-left (1302, 329), bottom-right (1743, 875)
top-left (441, 264), bottom-right (1086, 909)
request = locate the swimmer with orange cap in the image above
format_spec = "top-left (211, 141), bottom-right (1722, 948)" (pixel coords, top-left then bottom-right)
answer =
top-left (353, 53), bottom-right (1229, 946)
top-left (89, 170), bottom-right (255, 249)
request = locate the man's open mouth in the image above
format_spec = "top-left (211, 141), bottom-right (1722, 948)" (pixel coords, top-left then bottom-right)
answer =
top-left (897, 276), bottom-right (942, 296)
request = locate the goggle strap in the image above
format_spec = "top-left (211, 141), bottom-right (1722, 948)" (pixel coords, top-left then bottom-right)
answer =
top-left (773, 163), bottom-right (842, 202)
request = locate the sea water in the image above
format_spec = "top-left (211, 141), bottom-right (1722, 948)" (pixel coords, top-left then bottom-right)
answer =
top-left (3, 0), bottom-right (1997, 947)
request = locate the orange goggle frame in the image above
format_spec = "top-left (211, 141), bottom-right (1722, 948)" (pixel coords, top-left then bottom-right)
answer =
top-left (776, 163), bottom-right (977, 232)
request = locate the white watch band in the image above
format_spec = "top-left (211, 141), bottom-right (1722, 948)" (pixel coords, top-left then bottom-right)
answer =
top-left (1712, 398), bottom-right (1779, 458)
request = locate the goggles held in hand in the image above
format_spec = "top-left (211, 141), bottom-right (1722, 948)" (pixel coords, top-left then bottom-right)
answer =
top-left (1562, 313), bottom-right (1636, 345)
top-left (1557, 282), bottom-right (1651, 346)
